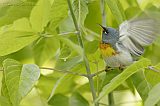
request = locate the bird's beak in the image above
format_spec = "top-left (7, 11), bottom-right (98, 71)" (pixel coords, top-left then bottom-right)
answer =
top-left (97, 24), bottom-right (107, 31)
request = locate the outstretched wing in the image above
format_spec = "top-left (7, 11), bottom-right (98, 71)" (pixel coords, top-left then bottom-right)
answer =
top-left (118, 18), bottom-right (160, 56)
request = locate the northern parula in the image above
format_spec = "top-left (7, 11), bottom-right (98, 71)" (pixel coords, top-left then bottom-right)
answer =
top-left (99, 18), bottom-right (160, 68)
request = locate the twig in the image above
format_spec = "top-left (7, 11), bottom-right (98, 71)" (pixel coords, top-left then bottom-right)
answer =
top-left (100, 0), bottom-right (106, 27)
top-left (91, 70), bottom-right (105, 77)
top-left (58, 31), bottom-right (78, 36)
top-left (147, 66), bottom-right (160, 73)
top-left (39, 67), bottom-right (87, 77)
top-left (67, 0), bottom-right (98, 106)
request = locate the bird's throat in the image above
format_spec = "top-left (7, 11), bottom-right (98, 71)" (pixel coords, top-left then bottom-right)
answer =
top-left (99, 43), bottom-right (116, 57)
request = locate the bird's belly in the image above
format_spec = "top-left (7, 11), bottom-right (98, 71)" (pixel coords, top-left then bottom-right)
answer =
top-left (101, 48), bottom-right (133, 67)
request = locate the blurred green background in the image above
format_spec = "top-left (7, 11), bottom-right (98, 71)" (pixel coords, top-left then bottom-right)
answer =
top-left (0, 0), bottom-right (160, 106)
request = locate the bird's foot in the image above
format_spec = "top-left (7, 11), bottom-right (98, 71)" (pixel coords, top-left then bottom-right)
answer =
top-left (105, 66), bottom-right (114, 72)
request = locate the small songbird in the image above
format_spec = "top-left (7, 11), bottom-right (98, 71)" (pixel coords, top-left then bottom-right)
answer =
top-left (99, 17), bottom-right (160, 68)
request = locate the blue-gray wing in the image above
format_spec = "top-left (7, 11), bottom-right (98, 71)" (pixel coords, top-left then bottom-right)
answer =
top-left (118, 18), bottom-right (160, 56)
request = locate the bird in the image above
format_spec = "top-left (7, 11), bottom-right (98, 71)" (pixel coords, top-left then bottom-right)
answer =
top-left (99, 17), bottom-right (160, 69)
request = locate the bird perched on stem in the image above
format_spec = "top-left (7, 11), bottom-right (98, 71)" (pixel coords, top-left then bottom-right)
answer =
top-left (99, 17), bottom-right (160, 70)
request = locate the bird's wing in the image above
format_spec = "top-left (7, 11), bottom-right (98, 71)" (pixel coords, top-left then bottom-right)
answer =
top-left (118, 18), bottom-right (160, 56)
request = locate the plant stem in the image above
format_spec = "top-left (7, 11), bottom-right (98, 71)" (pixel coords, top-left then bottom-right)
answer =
top-left (100, 0), bottom-right (115, 105)
top-left (108, 92), bottom-right (114, 106)
top-left (100, 0), bottom-right (106, 27)
top-left (40, 67), bottom-right (87, 77)
top-left (67, 0), bottom-right (98, 106)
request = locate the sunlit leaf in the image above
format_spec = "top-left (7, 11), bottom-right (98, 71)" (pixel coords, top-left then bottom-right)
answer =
top-left (57, 36), bottom-right (83, 56)
top-left (0, 31), bottom-right (39, 56)
top-left (72, 0), bottom-right (89, 26)
top-left (55, 56), bottom-right (83, 70)
top-left (144, 83), bottom-right (160, 106)
top-left (11, 18), bottom-right (33, 32)
top-left (30, 0), bottom-right (51, 32)
top-left (1, 59), bottom-right (40, 105)
top-left (97, 58), bottom-right (151, 101)
top-left (0, 96), bottom-right (11, 106)
top-left (145, 63), bottom-right (160, 86)
top-left (0, 1), bottom-right (37, 27)
top-left (70, 92), bottom-right (89, 106)
top-left (105, 0), bottom-right (126, 24)
top-left (131, 71), bottom-right (152, 100)
top-left (49, 0), bottom-right (68, 31)
top-left (48, 94), bottom-right (69, 106)
top-left (33, 37), bottom-right (60, 65)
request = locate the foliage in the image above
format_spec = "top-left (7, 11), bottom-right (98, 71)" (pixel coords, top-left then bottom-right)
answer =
top-left (0, 0), bottom-right (160, 106)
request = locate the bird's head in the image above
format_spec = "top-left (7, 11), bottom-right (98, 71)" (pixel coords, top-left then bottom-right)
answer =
top-left (99, 24), bottom-right (119, 45)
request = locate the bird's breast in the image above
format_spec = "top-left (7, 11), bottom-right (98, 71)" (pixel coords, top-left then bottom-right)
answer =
top-left (99, 43), bottom-right (116, 57)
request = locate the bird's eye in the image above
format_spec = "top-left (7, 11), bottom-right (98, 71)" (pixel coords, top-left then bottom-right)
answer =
top-left (104, 31), bottom-right (108, 34)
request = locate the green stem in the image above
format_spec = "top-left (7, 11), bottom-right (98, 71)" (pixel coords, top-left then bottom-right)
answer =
top-left (108, 92), bottom-right (114, 106)
top-left (100, 0), bottom-right (115, 105)
top-left (67, 0), bottom-right (98, 106)
top-left (100, 0), bottom-right (106, 27)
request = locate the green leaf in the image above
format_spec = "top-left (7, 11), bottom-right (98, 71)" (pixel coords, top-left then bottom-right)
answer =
top-left (33, 37), bottom-right (60, 65)
top-left (144, 83), bottom-right (160, 106)
top-left (0, 1), bottom-right (36, 27)
top-left (11, 18), bottom-right (33, 32)
top-left (57, 36), bottom-right (83, 56)
top-left (145, 63), bottom-right (160, 86)
top-left (97, 58), bottom-right (151, 101)
top-left (49, 0), bottom-right (68, 31)
top-left (0, 96), bottom-right (11, 106)
top-left (1, 59), bottom-right (40, 106)
top-left (0, 31), bottom-right (39, 56)
top-left (84, 40), bottom-right (99, 54)
top-left (105, 0), bottom-right (126, 24)
top-left (55, 56), bottom-right (83, 70)
top-left (131, 71), bottom-right (152, 100)
top-left (72, 0), bottom-right (89, 26)
top-left (125, 7), bottom-right (142, 19)
top-left (69, 92), bottom-right (89, 106)
top-left (30, 0), bottom-right (51, 32)
top-left (48, 94), bottom-right (69, 106)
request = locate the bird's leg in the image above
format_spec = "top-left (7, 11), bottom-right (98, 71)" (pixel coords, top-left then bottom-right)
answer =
top-left (119, 65), bottom-right (125, 71)
top-left (105, 66), bottom-right (114, 72)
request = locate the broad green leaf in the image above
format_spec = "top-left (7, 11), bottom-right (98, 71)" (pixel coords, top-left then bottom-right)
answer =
top-left (49, 0), bottom-right (68, 31)
top-left (33, 37), bottom-right (60, 65)
top-left (30, 0), bottom-right (51, 32)
top-left (131, 71), bottom-right (152, 100)
top-left (1, 59), bottom-right (40, 106)
top-left (0, 1), bottom-right (36, 27)
top-left (11, 18), bottom-right (33, 32)
top-left (55, 56), bottom-right (83, 70)
top-left (125, 7), bottom-right (142, 19)
top-left (0, 96), bottom-right (11, 106)
top-left (72, 0), bottom-right (89, 26)
top-left (84, 40), bottom-right (99, 54)
top-left (48, 92), bottom-right (89, 106)
top-left (0, 31), bottom-right (39, 56)
top-left (57, 36), bottom-right (83, 56)
top-left (69, 92), bottom-right (89, 106)
top-left (144, 83), bottom-right (160, 106)
top-left (105, 0), bottom-right (126, 24)
top-left (97, 58), bottom-right (151, 101)
top-left (47, 74), bottom-right (67, 101)
top-left (145, 63), bottom-right (160, 86)
top-left (48, 94), bottom-right (69, 106)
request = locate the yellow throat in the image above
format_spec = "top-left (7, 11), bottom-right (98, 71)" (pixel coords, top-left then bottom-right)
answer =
top-left (99, 43), bottom-right (116, 57)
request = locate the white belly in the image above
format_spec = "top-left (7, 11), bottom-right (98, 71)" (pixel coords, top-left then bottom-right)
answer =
top-left (104, 50), bottom-right (133, 67)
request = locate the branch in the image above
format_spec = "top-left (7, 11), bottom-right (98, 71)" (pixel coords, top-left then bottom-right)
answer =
top-left (67, 0), bottom-right (98, 106)
top-left (39, 67), bottom-right (87, 77)
top-left (91, 70), bottom-right (105, 77)
top-left (147, 66), bottom-right (160, 73)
